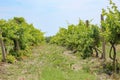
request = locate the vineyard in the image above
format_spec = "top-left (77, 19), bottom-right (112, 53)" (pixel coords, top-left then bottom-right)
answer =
top-left (0, 0), bottom-right (120, 80)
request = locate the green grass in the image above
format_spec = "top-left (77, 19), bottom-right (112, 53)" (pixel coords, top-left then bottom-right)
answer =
top-left (38, 44), bottom-right (96, 80)
top-left (1, 43), bottom-right (120, 80)
top-left (41, 66), bottom-right (96, 80)
top-left (0, 44), bottom-right (97, 80)
top-left (41, 66), bottom-right (65, 80)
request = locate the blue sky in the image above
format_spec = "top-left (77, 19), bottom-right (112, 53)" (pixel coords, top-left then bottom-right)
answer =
top-left (0, 0), bottom-right (120, 36)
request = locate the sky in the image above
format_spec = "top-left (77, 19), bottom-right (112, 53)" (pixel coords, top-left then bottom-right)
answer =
top-left (0, 0), bottom-right (120, 36)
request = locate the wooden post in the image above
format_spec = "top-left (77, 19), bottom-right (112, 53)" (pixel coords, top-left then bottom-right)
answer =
top-left (0, 31), bottom-right (6, 62)
top-left (86, 20), bottom-right (94, 55)
top-left (101, 14), bottom-right (106, 60)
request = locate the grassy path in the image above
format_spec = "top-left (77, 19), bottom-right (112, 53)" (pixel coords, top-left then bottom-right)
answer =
top-left (0, 44), bottom-right (116, 80)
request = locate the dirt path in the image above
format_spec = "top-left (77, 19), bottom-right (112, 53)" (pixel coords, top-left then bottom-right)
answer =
top-left (0, 45), bottom-right (118, 80)
top-left (63, 51), bottom-right (76, 59)
top-left (63, 50), bottom-right (83, 71)
top-left (62, 50), bottom-right (115, 80)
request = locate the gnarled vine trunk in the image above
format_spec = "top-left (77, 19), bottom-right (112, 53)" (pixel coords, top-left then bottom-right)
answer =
top-left (109, 42), bottom-right (117, 73)
top-left (112, 44), bottom-right (117, 73)
top-left (13, 39), bottom-right (20, 51)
